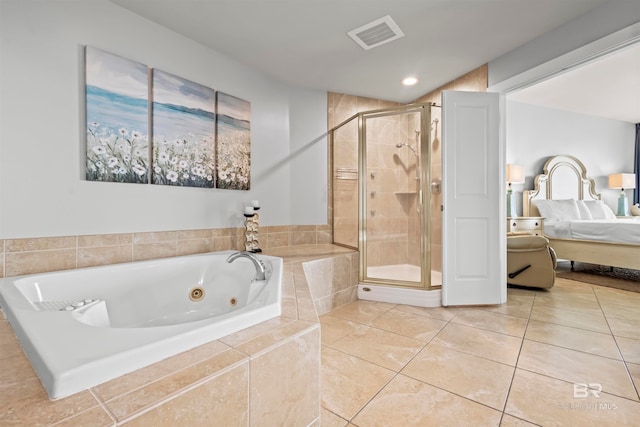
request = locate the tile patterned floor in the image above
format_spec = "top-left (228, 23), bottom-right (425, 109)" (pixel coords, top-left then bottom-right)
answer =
top-left (320, 276), bottom-right (640, 426)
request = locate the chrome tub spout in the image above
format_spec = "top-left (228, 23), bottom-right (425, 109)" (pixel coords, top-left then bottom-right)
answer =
top-left (226, 251), bottom-right (267, 281)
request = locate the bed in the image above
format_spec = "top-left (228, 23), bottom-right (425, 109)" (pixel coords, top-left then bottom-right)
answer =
top-left (523, 154), bottom-right (640, 270)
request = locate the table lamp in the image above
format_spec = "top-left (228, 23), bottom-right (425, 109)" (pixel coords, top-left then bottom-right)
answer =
top-left (608, 173), bottom-right (636, 216)
top-left (506, 164), bottom-right (525, 217)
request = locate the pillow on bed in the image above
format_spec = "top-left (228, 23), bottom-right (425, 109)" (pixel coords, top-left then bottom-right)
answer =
top-left (575, 200), bottom-right (593, 220)
top-left (533, 199), bottom-right (581, 220)
top-left (584, 200), bottom-right (617, 219)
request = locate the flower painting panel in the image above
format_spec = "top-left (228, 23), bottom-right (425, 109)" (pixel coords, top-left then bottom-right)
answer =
top-left (152, 69), bottom-right (216, 187)
top-left (216, 92), bottom-right (251, 190)
top-left (85, 46), bottom-right (150, 183)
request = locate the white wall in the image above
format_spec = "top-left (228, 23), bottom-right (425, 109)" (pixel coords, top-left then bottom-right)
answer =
top-left (0, 0), bottom-right (328, 239)
top-left (288, 89), bottom-right (328, 225)
top-left (506, 100), bottom-right (635, 214)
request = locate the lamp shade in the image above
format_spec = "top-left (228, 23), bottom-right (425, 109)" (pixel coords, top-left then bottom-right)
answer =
top-left (608, 173), bottom-right (636, 189)
top-left (506, 164), bottom-right (525, 184)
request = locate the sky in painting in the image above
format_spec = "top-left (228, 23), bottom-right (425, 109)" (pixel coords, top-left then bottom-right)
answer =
top-left (153, 69), bottom-right (215, 113)
top-left (217, 92), bottom-right (250, 121)
top-left (85, 46), bottom-right (147, 99)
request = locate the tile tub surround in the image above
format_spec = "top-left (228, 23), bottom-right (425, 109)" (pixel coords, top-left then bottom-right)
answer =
top-left (0, 244), bottom-right (355, 426)
top-left (0, 224), bottom-right (333, 278)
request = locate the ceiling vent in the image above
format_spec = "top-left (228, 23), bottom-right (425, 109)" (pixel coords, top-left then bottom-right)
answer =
top-left (347, 15), bottom-right (405, 50)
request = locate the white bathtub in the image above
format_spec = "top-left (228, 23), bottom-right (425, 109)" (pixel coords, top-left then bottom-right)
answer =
top-left (0, 251), bottom-right (282, 400)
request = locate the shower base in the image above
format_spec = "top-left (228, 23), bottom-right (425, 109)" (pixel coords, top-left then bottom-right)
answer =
top-left (360, 264), bottom-right (442, 307)
top-left (366, 264), bottom-right (441, 285)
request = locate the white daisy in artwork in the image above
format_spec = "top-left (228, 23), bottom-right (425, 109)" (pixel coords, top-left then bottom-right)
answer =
top-left (131, 131), bottom-right (142, 139)
top-left (119, 128), bottom-right (128, 137)
top-left (108, 157), bottom-right (119, 168)
top-left (166, 170), bottom-right (179, 182)
top-left (92, 146), bottom-right (106, 155)
top-left (158, 151), bottom-right (170, 162)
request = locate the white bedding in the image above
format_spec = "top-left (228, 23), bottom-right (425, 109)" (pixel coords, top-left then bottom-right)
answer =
top-left (544, 218), bottom-right (640, 244)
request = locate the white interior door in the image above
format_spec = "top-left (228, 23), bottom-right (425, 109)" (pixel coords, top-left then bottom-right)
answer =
top-left (441, 91), bottom-right (506, 306)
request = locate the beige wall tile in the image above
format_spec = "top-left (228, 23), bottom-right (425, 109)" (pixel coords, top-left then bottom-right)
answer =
top-left (176, 229), bottom-right (211, 240)
top-left (176, 238), bottom-right (212, 256)
top-left (5, 249), bottom-right (76, 276)
top-left (133, 242), bottom-right (177, 261)
top-left (266, 232), bottom-right (289, 249)
top-left (250, 326), bottom-right (320, 427)
top-left (123, 363), bottom-right (249, 427)
top-left (6, 236), bottom-right (76, 252)
top-left (264, 225), bottom-right (289, 234)
top-left (290, 225), bottom-right (316, 232)
top-left (78, 245), bottom-right (133, 268)
top-left (78, 233), bottom-right (133, 247)
top-left (212, 236), bottom-right (234, 251)
top-left (317, 229), bottom-right (333, 244)
top-left (290, 231), bottom-right (316, 246)
top-left (210, 227), bottom-right (236, 237)
top-left (132, 231), bottom-right (176, 244)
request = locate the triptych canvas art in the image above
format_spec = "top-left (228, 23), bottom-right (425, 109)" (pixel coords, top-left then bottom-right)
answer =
top-left (85, 46), bottom-right (251, 190)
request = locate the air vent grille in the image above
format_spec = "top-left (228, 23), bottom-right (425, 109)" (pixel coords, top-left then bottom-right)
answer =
top-left (348, 15), bottom-right (405, 50)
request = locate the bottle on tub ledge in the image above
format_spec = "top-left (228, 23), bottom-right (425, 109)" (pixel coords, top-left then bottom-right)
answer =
top-left (243, 200), bottom-right (261, 253)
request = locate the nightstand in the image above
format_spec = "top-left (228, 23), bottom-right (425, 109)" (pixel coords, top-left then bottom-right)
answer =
top-left (507, 217), bottom-right (544, 236)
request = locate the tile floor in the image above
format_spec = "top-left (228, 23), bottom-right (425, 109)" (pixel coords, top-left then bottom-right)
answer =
top-left (319, 272), bottom-right (640, 426)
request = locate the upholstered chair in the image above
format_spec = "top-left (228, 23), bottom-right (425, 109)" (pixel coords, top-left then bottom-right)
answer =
top-left (507, 234), bottom-right (557, 289)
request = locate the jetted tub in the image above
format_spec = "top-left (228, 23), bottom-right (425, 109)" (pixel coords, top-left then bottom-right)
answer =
top-left (0, 251), bottom-right (282, 399)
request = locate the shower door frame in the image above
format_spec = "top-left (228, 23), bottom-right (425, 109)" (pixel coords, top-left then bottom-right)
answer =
top-left (330, 102), bottom-right (436, 290)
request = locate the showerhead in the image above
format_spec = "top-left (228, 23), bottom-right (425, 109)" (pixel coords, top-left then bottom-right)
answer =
top-left (395, 143), bottom-right (403, 148)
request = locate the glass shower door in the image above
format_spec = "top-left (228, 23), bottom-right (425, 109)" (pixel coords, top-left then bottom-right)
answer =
top-left (361, 106), bottom-right (430, 287)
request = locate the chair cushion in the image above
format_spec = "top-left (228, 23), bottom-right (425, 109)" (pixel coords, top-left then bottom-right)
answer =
top-left (507, 235), bottom-right (550, 250)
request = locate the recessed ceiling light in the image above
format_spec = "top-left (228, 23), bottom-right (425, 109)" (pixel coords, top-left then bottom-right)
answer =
top-left (402, 77), bottom-right (418, 86)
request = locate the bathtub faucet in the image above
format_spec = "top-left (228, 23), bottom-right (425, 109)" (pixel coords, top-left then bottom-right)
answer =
top-left (226, 251), bottom-right (267, 281)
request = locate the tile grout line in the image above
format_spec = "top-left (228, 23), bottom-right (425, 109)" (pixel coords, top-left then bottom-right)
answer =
top-left (498, 287), bottom-right (536, 425)
top-left (592, 287), bottom-right (640, 401)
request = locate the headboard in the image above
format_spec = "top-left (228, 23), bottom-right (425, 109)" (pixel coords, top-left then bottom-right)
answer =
top-left (523, 155), bottom-right (600, 217)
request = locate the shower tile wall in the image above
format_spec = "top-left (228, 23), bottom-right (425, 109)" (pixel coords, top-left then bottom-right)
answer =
top-left (365, 112), bottom-right (417, 268)
top-left (328, 94), bottom-right (401, 250)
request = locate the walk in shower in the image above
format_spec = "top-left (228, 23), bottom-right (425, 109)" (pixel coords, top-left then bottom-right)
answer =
top-left (331, 103), bottom-right (441, 293)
